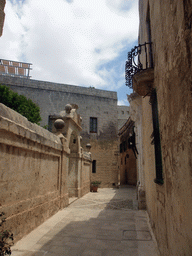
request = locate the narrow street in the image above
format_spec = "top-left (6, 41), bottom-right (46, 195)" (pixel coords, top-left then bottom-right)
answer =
top-left (12, 187), bottom-right (159, 256)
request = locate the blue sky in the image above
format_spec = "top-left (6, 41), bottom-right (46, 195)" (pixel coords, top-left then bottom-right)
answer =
top-left (0, 0), bottom-right (139, 105)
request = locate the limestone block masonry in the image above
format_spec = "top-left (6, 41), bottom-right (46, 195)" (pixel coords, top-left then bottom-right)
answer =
top-left (0, 76), bottom-right (117, 128)
top-left (0, 76), bottom-right (119, 188)
top-left (135, 1), bottom-right (192, 255)
top-left (0, 103), bottom-right (92, 242)
top-left (0, 103), bottom-right (66, 242)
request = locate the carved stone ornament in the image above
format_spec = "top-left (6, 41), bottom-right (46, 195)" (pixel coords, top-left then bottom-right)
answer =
top-left (65, 104), bottom-right (72, 114)
top-left (54, 119), bottom-right (65, 130)
top-left (86, 143), bottom-right (91, 152)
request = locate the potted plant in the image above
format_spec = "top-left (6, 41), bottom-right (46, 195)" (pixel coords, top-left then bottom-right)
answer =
top-left (0, 212), bottom-right (14, 256)
top-left (90, 181), bottom-right (101, 192)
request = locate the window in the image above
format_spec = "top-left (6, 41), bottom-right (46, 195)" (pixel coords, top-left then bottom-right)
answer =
top-left (92, 160), bottom-right (96, 173)
top-left (90, 117), bottom-right (97, 133)
top-left (4, 66), bottom-right (8, 74)
top-left (123, 141), bottom-right (127, 152)
top-left (120, 143), bottom-right (123, 153)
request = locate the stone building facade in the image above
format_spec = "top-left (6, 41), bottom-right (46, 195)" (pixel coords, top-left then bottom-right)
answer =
top-left (0, 75), bottom-right (119, 187)
top-left (118, 118), bottom-right (137, 186)
top-left (125, 0), bottom-right (192, 255)
top-left (0, 59), bottom-right (32, 78)
top-left (117, 105), bottom-right (130, 130)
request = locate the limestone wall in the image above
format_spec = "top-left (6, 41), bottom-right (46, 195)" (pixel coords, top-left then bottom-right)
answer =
top-left (0, 76), bottom-right (118, 188)
top-left (138, 1), bottom-right (192, 255)
top-left (0, 103), bottom-right (67, 242)
top-left (119, 147), bottom-right (137, 186)
top-left (117, 105), bottom-right (130, 130)
top-left (0, 103), bottom-right (92, 242)
top-left (89, 138), bottom-right (119, 187)
top-left (119, 118), bottom-right (137, 186)
top-left (0, 0), bottom-right (5, 37)
top-left (0, 76), bottom-right (117, 128)
top-left (81, 152), bottom-right (92, 196)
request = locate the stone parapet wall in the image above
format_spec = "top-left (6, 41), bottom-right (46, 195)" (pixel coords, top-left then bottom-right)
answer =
top-left (0, 103), bottom-right (92, 242)
top-left (0, 104), bottom-right (66, 242)
top-left (0, 76), bottom-right (116, 99)
top-left (0, 76), bottom-right (117, 130)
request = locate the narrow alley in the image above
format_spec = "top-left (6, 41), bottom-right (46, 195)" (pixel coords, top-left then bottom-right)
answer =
top-left (11, 187), bottom-right (159, 256)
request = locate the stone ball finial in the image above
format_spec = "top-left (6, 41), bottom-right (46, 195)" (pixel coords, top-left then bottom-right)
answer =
top-left (54, 119), bottom-right (65, 130)
top-left (86, 143), bottom-right (91, 152)
top-left (65, 104), bottom-right (72, 114)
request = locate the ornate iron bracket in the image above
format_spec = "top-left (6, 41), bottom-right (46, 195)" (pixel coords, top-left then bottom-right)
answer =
top-left (125, 42), bottom-right (153, 88)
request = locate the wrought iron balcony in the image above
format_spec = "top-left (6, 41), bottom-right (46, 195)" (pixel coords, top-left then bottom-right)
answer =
top-left (125, 42), bottom-right (153, 90)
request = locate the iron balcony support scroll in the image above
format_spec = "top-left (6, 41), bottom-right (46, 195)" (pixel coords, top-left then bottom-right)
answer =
top-left (125, 42), bottom-right (153, 88)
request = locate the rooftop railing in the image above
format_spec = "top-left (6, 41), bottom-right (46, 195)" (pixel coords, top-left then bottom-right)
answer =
top-left (0, 59), bottom-right (32, 78)
top-left (125, 42), bottom-right (153, 88)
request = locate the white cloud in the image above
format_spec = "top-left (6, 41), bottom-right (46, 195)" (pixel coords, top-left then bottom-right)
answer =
top-left (118, 99), bottom-right (129, 106)
top-left (0, 0), bottom-right (139, 91)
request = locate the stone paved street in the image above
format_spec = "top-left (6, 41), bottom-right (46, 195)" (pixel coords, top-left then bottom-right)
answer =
top-left (11, 187), bottom-right (159, 256)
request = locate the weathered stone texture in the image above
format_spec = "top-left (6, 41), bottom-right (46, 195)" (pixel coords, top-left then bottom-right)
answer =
top-left (119, 147), bottom-right (137, 185)
top-left (0, 0), bottom-right (5, 37)
top-left (0, 76), bottom-right (119, 187)
top-left (119, 119), bottom-right (137, 186)
top-left (0, 76), bottom-right (117, 127)
top-left (81, 158), bottom-right (91, 196)
top-left (137, 1), bottom-right (192, 255)
top-left (0, 103), bottom-right (92, 242)
top-left (117, 105), bottom-right (130, 130)
top-left (89, 139), bottom-right (119, 187)
top-left (0, 103), bottom-right (65, 242)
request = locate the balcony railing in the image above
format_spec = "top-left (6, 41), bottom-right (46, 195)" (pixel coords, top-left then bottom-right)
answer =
top-left (125, 42), bottom-right (153, 88)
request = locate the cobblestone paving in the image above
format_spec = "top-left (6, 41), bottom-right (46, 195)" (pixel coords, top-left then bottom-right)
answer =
top-left (11, 187), bottom-right (159, 256)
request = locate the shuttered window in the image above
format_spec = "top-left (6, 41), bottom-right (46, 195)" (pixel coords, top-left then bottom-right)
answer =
top-left (150, 89), bottom-right (163, 185)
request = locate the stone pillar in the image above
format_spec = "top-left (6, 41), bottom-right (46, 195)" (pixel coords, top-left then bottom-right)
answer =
top-left (86, 143), bottom-right (92, 154)
top-left (54, 119), bottom-right (69, 208)
top-left (128, 93), bottom-right (146, 209)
